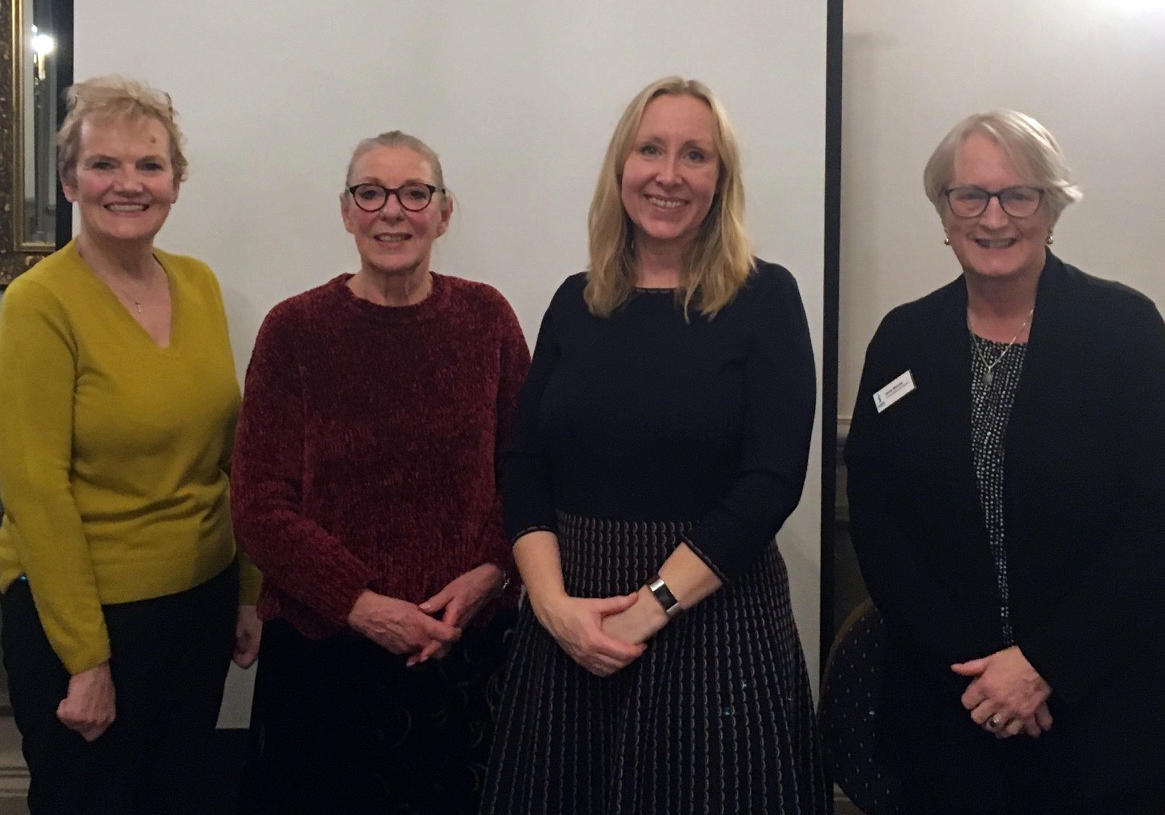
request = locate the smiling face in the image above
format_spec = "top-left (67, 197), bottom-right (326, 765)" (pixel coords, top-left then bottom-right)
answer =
top-left (944, 131), bottom-right (1053, 285)
top-left (620, 93), bottom-right (720, 258)
top-left (62, 115), bottom-right (179, 248)
top-left (340, 145), bottom-right (450, 279)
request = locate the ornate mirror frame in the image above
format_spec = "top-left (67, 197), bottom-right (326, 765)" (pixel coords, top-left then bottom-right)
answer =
top-left (0, 0), bottom-right (71, 287)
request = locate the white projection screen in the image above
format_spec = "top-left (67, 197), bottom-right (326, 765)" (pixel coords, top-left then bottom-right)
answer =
top-left (75, 1), bottom-right (829, 719)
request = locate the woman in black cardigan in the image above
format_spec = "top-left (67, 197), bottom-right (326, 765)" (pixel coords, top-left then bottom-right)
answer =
top-left (846, 110), bottom-right (1164, 814)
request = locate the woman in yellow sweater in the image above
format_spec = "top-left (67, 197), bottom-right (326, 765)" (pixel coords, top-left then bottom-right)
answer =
top-left (0, 76), bottom-right (260, 814)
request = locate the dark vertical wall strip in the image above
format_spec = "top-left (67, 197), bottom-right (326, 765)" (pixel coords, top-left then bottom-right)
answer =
top-left (53, 0), bottom-right (73, 249)
top-left (820, 0), bottom-right (843, 678)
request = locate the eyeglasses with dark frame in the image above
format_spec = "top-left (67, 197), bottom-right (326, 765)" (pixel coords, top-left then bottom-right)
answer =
top-left (346, 182), bottom-right (445, 213)
top-left (943, 185), bottom-right (1045, 218)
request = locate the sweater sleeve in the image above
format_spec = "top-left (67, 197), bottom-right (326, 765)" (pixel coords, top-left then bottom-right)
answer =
top-left (683, 266), bottom-right (817, 578)
top-left (230, 303), bottom-right (374, 625)
top-left (476, 293), bottom-right (530, 575)
top-left (501, 281), bottom-right (569, 542)
top-left (0, 279), bottom-right (110, 674)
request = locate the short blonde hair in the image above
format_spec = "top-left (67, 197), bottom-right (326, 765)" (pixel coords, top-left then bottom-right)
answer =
top-left (585, 77), bottom-right (753, 320)
top-left (57, 75), bottom-right (187, 186)
top-left (923, 109), bottom-right (1082, 223)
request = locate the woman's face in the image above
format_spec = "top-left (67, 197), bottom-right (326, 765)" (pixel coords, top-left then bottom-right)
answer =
top-left (63, 115), bottom-right (179, 248)
top-left (340, 145), bottom-right (450, 278)
top-left (620, 94), bottom-right (720, 255)
top-left (943, 132), bottom-right (1053, 285)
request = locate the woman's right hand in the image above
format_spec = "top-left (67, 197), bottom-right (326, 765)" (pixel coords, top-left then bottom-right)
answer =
top-left (533, 592), bottom-right (644, 677)
top-left (347, 589), bottom-right (461, 657)
top-left (57, 662), bottom-right (116, 742)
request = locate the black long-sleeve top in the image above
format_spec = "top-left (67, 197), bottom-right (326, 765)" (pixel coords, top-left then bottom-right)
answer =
top-left (503, 260), bottom-right (816, 579)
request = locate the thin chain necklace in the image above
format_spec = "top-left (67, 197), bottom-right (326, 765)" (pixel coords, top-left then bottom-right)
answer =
top-left (108, 270), bottom-right (162, 314)
top-left (970, 308), bottom-right (1034, 387)
top-left (114, 285), bottom-right (147, 314)
top-left (79, 244), bottom-right (162, 314)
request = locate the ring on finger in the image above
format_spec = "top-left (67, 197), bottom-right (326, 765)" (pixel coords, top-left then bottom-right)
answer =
top-left (986, 715), bottom-right (1002, 729)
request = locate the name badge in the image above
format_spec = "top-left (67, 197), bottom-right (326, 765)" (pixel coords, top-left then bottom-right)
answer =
top-left (873, 370), bottom-right (915, 413)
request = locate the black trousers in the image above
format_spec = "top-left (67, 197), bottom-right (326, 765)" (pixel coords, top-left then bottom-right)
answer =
top-left (1, 563), bottom-right (238, 815)
top-left (244, 612), bottom-right (513, 815)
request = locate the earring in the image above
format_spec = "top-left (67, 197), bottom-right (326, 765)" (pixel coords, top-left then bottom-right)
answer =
top-left (943, 233), bottom-right (951, 246)
top-left (1045, 232), bottom-right (1054, 245)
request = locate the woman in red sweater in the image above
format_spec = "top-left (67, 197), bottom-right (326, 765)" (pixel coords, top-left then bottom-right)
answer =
top-left (231, 131), bottom-right (529, 814)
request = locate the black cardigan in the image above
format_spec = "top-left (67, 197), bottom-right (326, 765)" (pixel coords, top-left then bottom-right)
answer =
top-left (845, 251), bottom-right (1165, 803)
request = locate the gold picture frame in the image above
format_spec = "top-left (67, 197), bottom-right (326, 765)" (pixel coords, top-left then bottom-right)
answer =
top-left (0, 0), bottom-right (61, 287)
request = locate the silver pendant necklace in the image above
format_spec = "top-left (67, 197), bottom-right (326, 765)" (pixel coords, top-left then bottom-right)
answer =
top-left (971, 308), bottom-right (1034, 387)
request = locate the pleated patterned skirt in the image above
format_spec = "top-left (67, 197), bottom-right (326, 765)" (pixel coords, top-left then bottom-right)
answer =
top-left (481, 512), bottom-right (832, 814)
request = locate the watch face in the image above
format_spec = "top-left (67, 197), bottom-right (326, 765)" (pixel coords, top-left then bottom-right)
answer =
top-left (650, 576), bottom-right (680, 616)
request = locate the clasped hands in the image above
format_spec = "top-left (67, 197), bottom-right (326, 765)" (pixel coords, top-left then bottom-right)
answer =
top-left (347, 563), bottom-right (505, 667)
top-left (951, 645), bottom-right (1053, 739)
top-left (533, 586), bottom-right (667, 678)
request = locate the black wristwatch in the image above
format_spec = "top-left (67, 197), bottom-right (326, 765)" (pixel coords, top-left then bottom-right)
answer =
top-left (647, 573), bottom-right (683, 618)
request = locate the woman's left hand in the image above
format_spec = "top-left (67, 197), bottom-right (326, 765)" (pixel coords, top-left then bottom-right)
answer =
top-left (232, 605), bottom-right (262, 669)
top-left (419, 563), bottom-right (506, 631)
top-left (952, 645), bottom-right (1051, 738)
top-left (601, 586), bottom-right (670, 645)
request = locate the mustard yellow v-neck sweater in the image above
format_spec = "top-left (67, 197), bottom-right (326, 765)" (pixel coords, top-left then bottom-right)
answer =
top-left (0, 240), bottom-right (259, 674)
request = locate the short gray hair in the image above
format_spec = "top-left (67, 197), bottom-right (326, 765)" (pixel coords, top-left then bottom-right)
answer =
top-left (923, 110), bottom-right (1082, 222)
top-left (344, 130), bottom-right (445, 190)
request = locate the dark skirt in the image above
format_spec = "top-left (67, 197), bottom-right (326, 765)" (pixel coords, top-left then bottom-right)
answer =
top-left (482, 513), bottom-right (831, 814)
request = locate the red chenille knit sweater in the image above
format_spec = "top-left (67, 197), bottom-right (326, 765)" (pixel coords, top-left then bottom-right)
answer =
top-left (231, 273), bottom-right (529, 638)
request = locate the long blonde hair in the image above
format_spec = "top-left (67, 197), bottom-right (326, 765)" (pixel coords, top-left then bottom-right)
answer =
top-left (585, 77), bottom-right (753, 320)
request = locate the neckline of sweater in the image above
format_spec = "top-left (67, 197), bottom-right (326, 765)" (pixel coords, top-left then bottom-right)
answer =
top-left (335, 271), bottom-right (452, 322)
